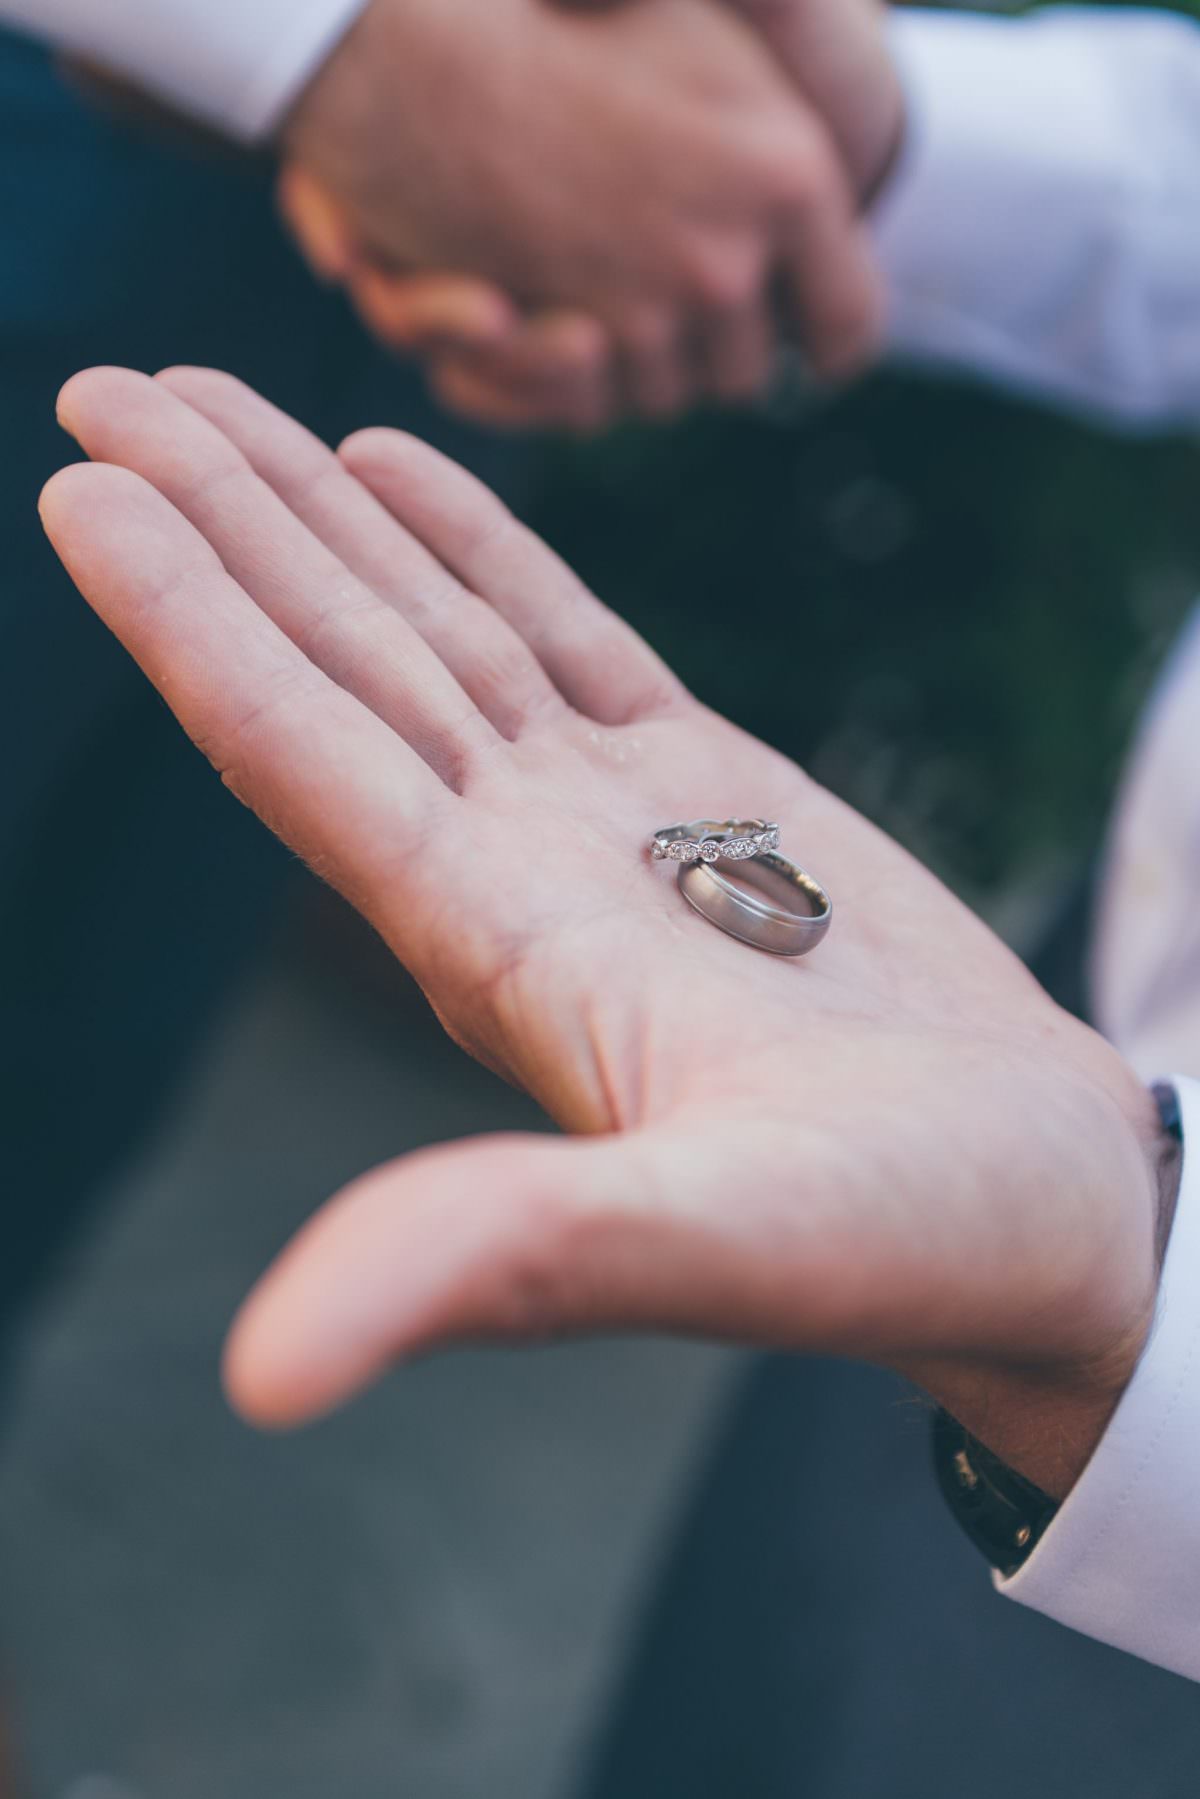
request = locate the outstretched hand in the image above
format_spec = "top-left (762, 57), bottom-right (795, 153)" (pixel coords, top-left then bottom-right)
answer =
top-left (42, 367), bottom-right (1162, 1498)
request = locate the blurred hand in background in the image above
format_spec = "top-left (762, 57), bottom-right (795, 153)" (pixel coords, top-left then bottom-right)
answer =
top-left (279, 0), bottom-right (901, 430)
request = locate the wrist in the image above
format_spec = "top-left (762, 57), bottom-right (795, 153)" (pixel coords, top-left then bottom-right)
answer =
top-left (914, 1083), bottom-right (1183, 1502)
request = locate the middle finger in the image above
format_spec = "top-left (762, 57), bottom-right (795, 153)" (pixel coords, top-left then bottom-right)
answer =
top-left (57, 368), bottom-right (537, 774)
top-left (156, 366), bottom-right (572, 740)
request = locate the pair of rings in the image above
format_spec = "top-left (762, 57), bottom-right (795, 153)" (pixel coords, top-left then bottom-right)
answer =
top-left (649, 817), bottom-right (831, 958)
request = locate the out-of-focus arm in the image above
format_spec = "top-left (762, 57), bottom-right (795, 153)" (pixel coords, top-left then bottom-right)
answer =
top-left (877, 7), bottom-right (1200, 427)
top-left (0, 0), bottom-right (368, 141)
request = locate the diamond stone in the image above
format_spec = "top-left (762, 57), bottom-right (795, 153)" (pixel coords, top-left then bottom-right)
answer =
top-left (654, 822), bottom-right (779, 866)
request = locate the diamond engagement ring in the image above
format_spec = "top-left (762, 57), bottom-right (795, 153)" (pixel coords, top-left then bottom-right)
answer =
top-left (650, 819), bottom-right (780, 865)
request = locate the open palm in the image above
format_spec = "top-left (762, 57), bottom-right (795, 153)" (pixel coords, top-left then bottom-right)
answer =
top-left (41, 368), bottom-right (1160, 1469)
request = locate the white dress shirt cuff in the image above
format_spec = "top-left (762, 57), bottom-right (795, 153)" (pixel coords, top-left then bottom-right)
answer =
top-left (874, 6), bottom-right (1200, 426)
top-left (0, 0), bottom-right (369, 141)
top-left (1000, 1075), bottom-right (1200, 1680)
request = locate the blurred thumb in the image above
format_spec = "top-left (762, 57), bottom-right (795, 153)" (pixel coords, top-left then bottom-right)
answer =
top-left (277, 163), bottom-right (360, 283)
top-left (223, 1130), bottom-right (666, 1429)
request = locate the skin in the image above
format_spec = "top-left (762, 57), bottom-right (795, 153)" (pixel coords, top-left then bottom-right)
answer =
top-left (41, 366), bottom-right (1167, 1500)
top-left (281, 0), bottom-right (903, 428)
top-left (280, 0), bottom-right (890, 421)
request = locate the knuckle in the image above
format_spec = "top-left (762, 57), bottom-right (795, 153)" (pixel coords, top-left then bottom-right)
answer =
top-left (624, 670), bottom-right (687, 721)
top-left (683, 242), bottom-right (765, 315)
top-left (473, 634), bottom-right (556, 734)
top-left (176, 450), bottom-right (248, 518)
top-left (811, 283), bottom-right (886, 377)
top-left (710, 361), bottom-right (765, 404)
top-left (460, 499), bottom-right (520, 566)
top-left (292, 590), bottom-right (378, 671)
top-left (617, 305), bottom-right (677, 359)
top-left (753, 128), bottom-right (835, 212)
top-left (764, 153), bottom-right (822, 214)
top-left (215, 663), bottom-right (323, 770)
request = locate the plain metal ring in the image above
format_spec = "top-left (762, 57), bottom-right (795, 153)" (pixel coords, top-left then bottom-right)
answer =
top-left (677, 850), bottom-right (832, 957)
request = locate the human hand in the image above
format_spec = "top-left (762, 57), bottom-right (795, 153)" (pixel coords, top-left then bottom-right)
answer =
top-left (279, 163), bottom-right (616, 432)
top-left (42, 367), bottom-right (1166, 1499)
top-left (279, 0), bottom-right (901, 429)
top-left (278, 0), bottom-right (892, 419)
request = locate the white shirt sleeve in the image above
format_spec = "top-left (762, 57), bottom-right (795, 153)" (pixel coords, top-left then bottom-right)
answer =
top-left (0, 0), bottom-right (368, 141)
top-left (1000, 1076), bottom-right (1200, 1680)
top-left (876, 7), bottom-right (1200, 428)
top-left (1008, 601), bottom-right (1200, 1677)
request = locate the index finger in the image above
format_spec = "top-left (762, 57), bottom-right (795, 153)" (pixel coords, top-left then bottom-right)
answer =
top-left (39, 461), bottom-right (451, 938)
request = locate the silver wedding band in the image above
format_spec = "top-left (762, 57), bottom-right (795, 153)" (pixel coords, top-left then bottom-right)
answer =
top-left (677, 849), bottom-right (832, 958)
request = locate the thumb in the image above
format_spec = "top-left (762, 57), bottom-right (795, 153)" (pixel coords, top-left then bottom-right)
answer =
top-left (277, 162), bottom-right (362, 283)
top-left (223, 1130), bottom-right (677, 1429)
top-left (346, 265), bottom-right (522, 355)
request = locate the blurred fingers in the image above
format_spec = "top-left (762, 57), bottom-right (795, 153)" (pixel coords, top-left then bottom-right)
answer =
top-left (615, 307), bottom-right (695, 420)
top-left (697, 300), bottom-right (776, 403)
top-left (773, 126), bottom-right (884, 377)
top-left (430, 358), bottom-right (580, 431)
top-left (430, 310), bottom-right (617, 434)
top-left (277, 163), bottom-right (359, 283)
top-left (347, 263), bottom-right (521, 353)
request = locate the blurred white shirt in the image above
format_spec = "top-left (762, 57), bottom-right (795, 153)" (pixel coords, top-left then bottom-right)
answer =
top-left (0, 0), bottom-right (365, 139)
top-left (881, 6), bottom-right (1200, 428)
